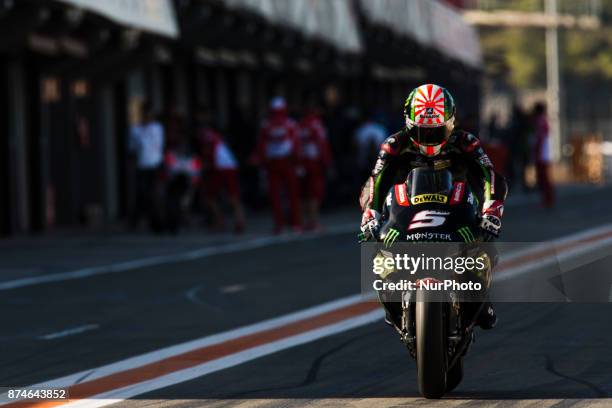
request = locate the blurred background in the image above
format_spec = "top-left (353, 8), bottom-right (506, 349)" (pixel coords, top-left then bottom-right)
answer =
top-left (0, 0), bottom-right (610, 236)
top-left (3, 1), bottom-right (612, 401)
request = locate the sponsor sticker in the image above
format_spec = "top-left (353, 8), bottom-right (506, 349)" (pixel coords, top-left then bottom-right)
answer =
top-left (450, 181), bottom-right (465, 205)
top-left (411, 193), bottom-right (448, 205)
top-left (433, 159), bottom-right (451, 170)
top-left (406, 232), bottom-right (452, 241)
top-left (394, 184), bottom-right (410, 206)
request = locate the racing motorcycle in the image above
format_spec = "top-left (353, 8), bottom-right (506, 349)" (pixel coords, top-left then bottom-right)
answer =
top-left (362, 167), bottom-right (493, 398)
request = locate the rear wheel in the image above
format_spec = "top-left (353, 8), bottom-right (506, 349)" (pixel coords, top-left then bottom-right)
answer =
top-left (415, 289), bottom-right (447, 399)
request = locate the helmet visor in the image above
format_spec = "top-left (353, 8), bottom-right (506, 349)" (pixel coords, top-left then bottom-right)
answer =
top-left (409, 125), bottom-right (447, 146)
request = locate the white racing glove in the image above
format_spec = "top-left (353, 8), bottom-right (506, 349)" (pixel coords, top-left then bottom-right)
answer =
top-left (360, 209), bottom-right (382, 241)
top-left (480, 200), bottom-right (503, 239)
top-left (480, 214), bottom-right (501, 239)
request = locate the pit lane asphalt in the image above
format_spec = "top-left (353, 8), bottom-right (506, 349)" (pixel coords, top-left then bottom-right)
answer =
top-left (1, 186), bottom-right (612, 406)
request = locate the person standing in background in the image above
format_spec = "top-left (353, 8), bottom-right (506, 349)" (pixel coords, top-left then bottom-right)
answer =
top-left (354, 113), bottom-right (388, 181)
top-left (252, 97), bottom-right (302, 234)
top-left (196, 106), bottom-right (245, 234)
top-left (298, 107), bottom-right (333, 231)
top-left (533, 102), bottom-right (554, 208)
top-left (128, 101), bottom-right (165, 231)
top-left (163, 134), bottom-right (202, 234)
top-left (508, 104), bottom-right (531, 192)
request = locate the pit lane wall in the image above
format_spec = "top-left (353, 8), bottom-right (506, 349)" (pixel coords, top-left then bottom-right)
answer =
top-left (0, 0), bottom-right (482, 236)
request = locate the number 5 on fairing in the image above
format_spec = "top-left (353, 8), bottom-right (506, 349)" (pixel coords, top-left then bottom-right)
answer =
top-left (408, 210), bottom-right (449, 230)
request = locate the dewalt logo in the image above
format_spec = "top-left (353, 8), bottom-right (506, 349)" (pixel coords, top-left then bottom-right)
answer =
top-left (411, 194), bottom-right (448, 205)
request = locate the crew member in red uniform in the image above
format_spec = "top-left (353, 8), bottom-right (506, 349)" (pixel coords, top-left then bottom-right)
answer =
top-left (197, 107), bottom-right (245, 234)
top-left (298, 108), bottom-right (332, 231)
top-left (253, 97), bottom-right (302, 233)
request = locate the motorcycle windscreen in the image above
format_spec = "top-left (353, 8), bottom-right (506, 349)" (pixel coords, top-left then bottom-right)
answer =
top-left (408, 168), bottom-right (453, 197)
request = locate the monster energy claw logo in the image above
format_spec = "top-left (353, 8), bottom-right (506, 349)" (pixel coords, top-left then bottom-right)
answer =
top-left (383, 228), bottom-right (400, 247)
top-left (457, 226), bottom-right (476, 243)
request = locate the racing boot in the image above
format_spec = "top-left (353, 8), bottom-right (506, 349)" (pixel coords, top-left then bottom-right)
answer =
top-left (476, 301), bottom-right (497, 330)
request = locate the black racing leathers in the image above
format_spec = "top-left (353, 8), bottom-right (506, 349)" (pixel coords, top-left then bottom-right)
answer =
top-left (359, 128), bottom-right (507, 221)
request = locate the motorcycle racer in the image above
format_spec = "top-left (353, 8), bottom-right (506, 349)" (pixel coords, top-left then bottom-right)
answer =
top-left (359, 84), bottom-right (507, 329)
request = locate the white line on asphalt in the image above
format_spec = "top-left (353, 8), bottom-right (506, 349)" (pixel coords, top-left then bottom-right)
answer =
top-left (6, 221), bottom-right (612, 407)
top-left (4, 204), bottom-right (611, 293)
top-left (0, 223), bottom-right (356, 292)
top-left (10, 224), bottom-right (610, 387)
top-left (60, 311), bottom-right (383, 408)
top-left (496, 222), bottom-right (612, 265)
top-left (38, 324), bottom-right (100, 340)
top-left (495, 224), bottom-right (612, 282)
top-left (220, 284), bottom-right (247, 294)
top-left (21, 294), bottom-right (370, 390)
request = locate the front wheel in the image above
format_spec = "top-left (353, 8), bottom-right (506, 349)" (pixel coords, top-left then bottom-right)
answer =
top-left (415, 289), bottom-right (447, 399)
top-left (446, 357), bottom-right (464, 392)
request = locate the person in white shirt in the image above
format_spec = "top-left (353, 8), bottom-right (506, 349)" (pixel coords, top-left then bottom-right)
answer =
top-left (128, 102), bottom-right (165, 230)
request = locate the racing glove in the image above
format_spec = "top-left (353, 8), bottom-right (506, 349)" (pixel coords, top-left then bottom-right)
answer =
top-left (480, 200), bottom-right (503, 238)
top-left (359, 209), bottom-right (381, 242)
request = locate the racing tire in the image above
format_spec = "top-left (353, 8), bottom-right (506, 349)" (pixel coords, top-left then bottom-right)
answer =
top-left (446, 357), bottom-right (463, 392)
top-left (415, 289), bottom-right (447, 399)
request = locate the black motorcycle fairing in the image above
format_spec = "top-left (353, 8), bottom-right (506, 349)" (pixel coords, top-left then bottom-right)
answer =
top-left (379, 168), bottom-right (480, 243)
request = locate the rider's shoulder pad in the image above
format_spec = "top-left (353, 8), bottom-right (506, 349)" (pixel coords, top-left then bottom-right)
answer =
top-left (449, 130), bottom-right (482, 154)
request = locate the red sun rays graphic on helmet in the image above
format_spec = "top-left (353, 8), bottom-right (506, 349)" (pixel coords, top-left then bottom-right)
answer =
top-left (413, 84), bottom-right (445, 126)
